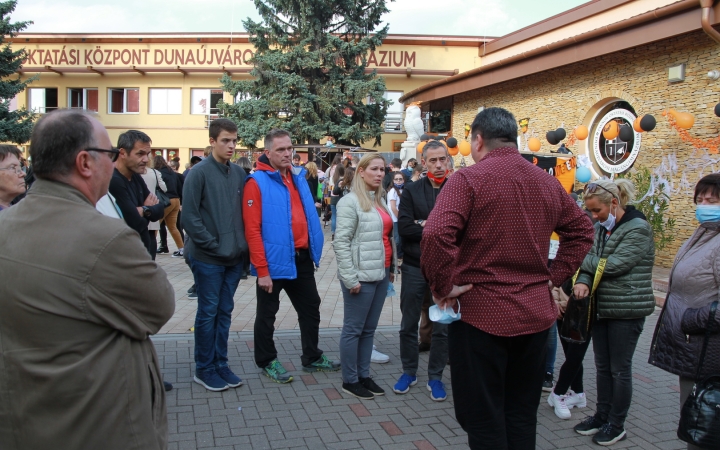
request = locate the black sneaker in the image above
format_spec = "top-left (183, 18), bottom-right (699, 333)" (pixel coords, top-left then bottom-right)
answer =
top-left (172, 249), bottom-right (184, 258)
top-left (359, 377), bottom-right (385, 396)
top-left (592, 423), bottom-right (627, 446)
top-left (157, 246), bottom-right (169, 254)
top-left (542, 372), bottom-right (553, 392)
top-left (574, 415), bottom-right (606, 436)
top-left (342, 382), bottom-right (374, 400)
top-left (187, 285), bottom-right (196, 294)
top-left (188, 292), bottom-right (198, 299)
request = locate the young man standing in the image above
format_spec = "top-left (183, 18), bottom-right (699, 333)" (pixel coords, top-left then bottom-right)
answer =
top-left (243, 129), bottom-right (339, 383)
top-left (182, 119), bottom-right (248, 392)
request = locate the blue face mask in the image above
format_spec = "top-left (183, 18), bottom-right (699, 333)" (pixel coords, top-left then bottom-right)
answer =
top-left (696, 204), bottom-right (720, 223)
top-left (393, 183), bottom-right (404, 189)
top-left (429, 300), bottom-right (461, 324)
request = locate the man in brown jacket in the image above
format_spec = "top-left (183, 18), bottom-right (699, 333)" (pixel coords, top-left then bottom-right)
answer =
top-left (0, 109), bottom-right (175, 450)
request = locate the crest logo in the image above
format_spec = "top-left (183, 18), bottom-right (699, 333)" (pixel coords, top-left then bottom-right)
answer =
top-left (592, 109), bottom-right (641, 174)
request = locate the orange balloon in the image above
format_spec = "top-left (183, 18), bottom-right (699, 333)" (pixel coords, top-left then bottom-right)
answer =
top-left (574, 125), bottom-right (588, 141)
top-left (633, 116), bottom-right (643, 133)
top-left (667, 109), bottom-right (680, 119)
top-left (458, 141), bottom-right (471, 156)
top-left (448, 145), bottom-right (459, 156)
top-left (676, 112), bottom-right (695, 129)
top-left (417, 141), bottom-right (426, 153)
top-left (528, 137), bottom-right (541, 152)
top-left (602, 120), bottom-right (619, 140)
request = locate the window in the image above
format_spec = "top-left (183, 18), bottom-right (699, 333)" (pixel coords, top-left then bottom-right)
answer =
top-left (383, 91), bottom-right (403, 133)
top-left (68, 88), bottom-right (98, 112)
top-left (191, 89), bottom-right (223, 115)
top-left (108, 88), bottom-right (139, 114)
top-left (28, 88), bottom-right (58, 114)
top-left (149, 88), bottom-right (182, 114)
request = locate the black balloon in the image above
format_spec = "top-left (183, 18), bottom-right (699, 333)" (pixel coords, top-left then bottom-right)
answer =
top-left (715, 103), bottom-right (720, 117)
top-left (447, 137), bottom-right (458, 148)
top-left (420, 134), bottom-right (430, 141)
top-left (546, 130), bottom-right (559, 145)
top-left (554, 128), bottom-right (566, 141)
top-left (618, 125), bottom-right (634, 142)
top-left (639, 114), bottom-right (656, 132)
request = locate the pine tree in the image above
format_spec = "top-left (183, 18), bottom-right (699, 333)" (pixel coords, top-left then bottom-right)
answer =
top-left (0, 0), bottom-right (35, 144)
top-left (220, 0), bottom-right (392, 149)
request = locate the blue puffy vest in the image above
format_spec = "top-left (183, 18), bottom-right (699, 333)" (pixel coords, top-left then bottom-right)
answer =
top-left (247, 168), bottom-right (324, 279)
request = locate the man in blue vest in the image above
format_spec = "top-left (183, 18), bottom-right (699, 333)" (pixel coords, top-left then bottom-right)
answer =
top-left (243, 128), bottom-right (339, 383)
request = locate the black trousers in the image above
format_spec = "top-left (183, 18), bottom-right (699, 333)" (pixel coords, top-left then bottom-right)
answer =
top-left (449, 320), bottom-right (549, 450)
top-left (554, 318), bottom-right (592, 395)
top-left (254, 250), bottom-right (323, 368)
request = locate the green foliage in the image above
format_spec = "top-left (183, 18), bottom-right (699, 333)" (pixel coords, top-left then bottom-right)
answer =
top-left (219, 0), bottom-right (392, 149)
top-left (0, 0), bottom-right (35, 144)
top-left (622, 166), bottom-right (676, 251)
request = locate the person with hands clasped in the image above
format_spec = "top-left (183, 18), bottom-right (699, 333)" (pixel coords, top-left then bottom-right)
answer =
top-left (334, 154), bottom-right (397, 400)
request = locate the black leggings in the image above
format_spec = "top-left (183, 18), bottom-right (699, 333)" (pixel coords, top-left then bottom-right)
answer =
top-left (553, 319), bottom-right (592, 395)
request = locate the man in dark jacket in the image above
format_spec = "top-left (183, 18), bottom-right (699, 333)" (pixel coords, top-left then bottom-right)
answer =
top-left (382, 157), bottom-right (406, 191)
top-left (182, 119), bottom-right (248, 392)
top-left (394, 140), bottom-right (452, 401)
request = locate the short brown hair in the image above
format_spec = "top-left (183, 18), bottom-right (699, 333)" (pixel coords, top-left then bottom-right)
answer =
top-left (0, 144), bottom-right (21, 163)
top-left (694, 173), bottom-right (720, 204)
top-left (209, 118), bottom-right (238, 140)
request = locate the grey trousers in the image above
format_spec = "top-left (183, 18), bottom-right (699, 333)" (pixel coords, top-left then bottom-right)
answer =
top-left (680, 376), bottom-right (704, 450)
top-left (339, 269), bottom-right (389, 384)
top-left (399, 264), bottom-right (448, 380)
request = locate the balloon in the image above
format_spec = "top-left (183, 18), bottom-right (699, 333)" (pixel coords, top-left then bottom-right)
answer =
top-left (448, 145), bottom-right (459, 156)
top-left (555, 128), bottom-right (566, 141)
top-left (640, 114), bottom-right (656, 132)
top-left (446, 137), bottom-right (458, 148)
top-left (715, 103), bottom-right (720, 117)
top-left (618, 125), bottom-right (634, 142)
top-left (602, 120), bottom-right (619, 140)
top-left (676, 112), bottom-right (695, 129)
top-left (458, 141), bottom-right (471, 156)
top-left (576, 166), bottom-right (592, 183)
top-left (633, 116), bottom-right (643, 133)
top-left (420, 134), bottom-right (430, 141)
top-left (417, 141), bottom-right (426, 153)
top-left (546, 131), bottom-right (559, 145)
top-left (528, 137), bottom-right (541, 152)
top-left (438, 140), bottom-right (447, 149)
top-left (575, 125), bottom-right (589, 140)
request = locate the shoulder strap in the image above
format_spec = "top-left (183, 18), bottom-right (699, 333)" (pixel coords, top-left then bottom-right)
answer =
top-left (695, 301), bottom-right (718, 382)
top-left (153, 169), bottom-right (165, 193)
top-left (590, 258), bottom-right (607, 295)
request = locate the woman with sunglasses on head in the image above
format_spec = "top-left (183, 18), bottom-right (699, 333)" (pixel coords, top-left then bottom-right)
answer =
top-left (649, 174), bottom-right (720, 450)
top-left (572, 178), bottom-right (656, 446)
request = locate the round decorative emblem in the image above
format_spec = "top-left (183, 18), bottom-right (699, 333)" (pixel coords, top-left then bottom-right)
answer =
top-left (592, 108), bottom-right (641, 174)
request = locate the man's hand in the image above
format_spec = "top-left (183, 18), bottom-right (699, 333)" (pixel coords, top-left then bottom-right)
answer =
top-left (145, 193), bottom-right (159, 206)
top-left (389, 272), bottom-right (395, 283)
top-left (315, 202), bottom-right (321, 208)
top-left (573, 283), bottom-right (590, 298)
top-left (258, 276), bottom-right (273, 293)
top-left (349, 283), bottom-right (361, 294)
top-left (433, 284), bottom-right (473, 309)
top-left (136, 207), bottom-right (144, 216)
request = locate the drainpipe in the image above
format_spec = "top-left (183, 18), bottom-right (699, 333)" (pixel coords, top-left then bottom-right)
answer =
top-left (700, 0), bottom-right (720, 44)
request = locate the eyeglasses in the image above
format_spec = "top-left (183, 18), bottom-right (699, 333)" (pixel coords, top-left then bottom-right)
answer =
top-left (584, 182), bottom-right (617, 199)
top-left (0, 164), bottom-right (23, 175)
top-left (86, 147), bottom-right (120, 162)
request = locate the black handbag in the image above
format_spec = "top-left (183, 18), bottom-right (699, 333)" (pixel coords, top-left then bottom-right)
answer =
top-left (678, 301), bottom-right (720, 449)
top-left (153, 169), bottom-right (171, 208)
top-left (560, 258), bottom-right (606, 344)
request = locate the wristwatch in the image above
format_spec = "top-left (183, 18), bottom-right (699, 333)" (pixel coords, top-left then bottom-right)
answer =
top-left (142, 206), bottom-right (151, 218)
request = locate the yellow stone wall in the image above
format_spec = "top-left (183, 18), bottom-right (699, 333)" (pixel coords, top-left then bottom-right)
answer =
top-left (451, 30), bottom-right (720, 267)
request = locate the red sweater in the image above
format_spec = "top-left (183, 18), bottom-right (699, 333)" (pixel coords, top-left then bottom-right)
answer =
top-left (242, 161), bottom-right (309, 278)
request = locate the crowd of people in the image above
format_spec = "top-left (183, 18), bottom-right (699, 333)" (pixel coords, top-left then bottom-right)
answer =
top-left (0, 107), bottom-right (718, 450)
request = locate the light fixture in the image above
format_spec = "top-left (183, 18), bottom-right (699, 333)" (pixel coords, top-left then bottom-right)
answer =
top-left (668, 63), bottom-right (685, 83)
top-left (709, 70), bottom-right (720, 80)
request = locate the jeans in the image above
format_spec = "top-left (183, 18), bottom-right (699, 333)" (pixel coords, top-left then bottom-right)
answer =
top-left (449, 320), bottom-right (549, 450)
top-left (545, 321), bottom-right (558, 374)
top-left (189, 255), bottom-right (243, 374)
top-left (392, 221), bottom-right (403, 258)
top-left (339, 268), bottom-right (389, 384)
top-left (592, 317), bottom-right (645, 428)
top-left (330, 204), bottom-right (337, 234)
top-left (399, 264), bottom-right (448, 380)
top-left (419, 291), bottom-right (433, 345)
top-left (554, 318), bottom-right (592, 395)
top-left (254, 250), bottom-right (323, 368)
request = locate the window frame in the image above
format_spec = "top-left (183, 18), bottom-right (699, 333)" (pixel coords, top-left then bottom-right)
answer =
top-left (107, 88), bottom-right (140, 115)
top-left (148, 88), bottom-right (183, 115)
top-left (190, 88), bottom-right (224, 115)
top-left (68, 88), bottom-right (99, 112)
top-left (28, 87), bottom-right (59, 114)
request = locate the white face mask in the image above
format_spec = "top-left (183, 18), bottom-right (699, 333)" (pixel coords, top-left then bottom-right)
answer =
top-left (599, 204), bottom-right (617, 231)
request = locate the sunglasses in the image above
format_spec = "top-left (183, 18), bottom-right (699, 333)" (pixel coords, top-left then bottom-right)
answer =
top-left (86, 147), bottom-right (120, 162)
top-left (584, 182), bottom-right (617, 199)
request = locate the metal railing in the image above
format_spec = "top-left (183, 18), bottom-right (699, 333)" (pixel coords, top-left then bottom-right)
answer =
top-left (205, 114), bottom-right (220, 128)
top-left (384, 111), bottom-right (404, 133)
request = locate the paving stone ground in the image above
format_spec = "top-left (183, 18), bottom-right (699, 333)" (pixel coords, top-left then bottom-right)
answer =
top-left (153, 228), bottom-right (687, 449)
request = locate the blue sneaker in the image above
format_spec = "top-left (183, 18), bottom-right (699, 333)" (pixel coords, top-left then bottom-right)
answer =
top-left (216, 366), bottom-right (243, 388)
top-left (194, 369), bottom-right (229, 392)
top-left (427, 380), bottom-right (447, 401)
top-left (393, 374), bottom-right (417, 394)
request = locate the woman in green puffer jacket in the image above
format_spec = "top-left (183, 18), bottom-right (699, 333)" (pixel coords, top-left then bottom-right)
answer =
top-left (571, 178), bottom-right (655, 446)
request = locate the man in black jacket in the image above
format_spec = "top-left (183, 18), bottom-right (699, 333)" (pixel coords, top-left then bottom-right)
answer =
top-left (394, 140), bottom-right (451, 401)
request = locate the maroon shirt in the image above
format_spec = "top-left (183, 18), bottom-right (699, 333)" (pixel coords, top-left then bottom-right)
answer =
top-left (420, 147), bottom-right (594, 337)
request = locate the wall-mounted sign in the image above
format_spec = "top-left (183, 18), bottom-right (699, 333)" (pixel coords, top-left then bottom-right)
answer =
top-left (592, 108), bottom-right (641, 174)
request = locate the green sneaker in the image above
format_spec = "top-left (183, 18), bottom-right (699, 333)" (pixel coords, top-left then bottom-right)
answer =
top-left (262, 359), bottom-right (293, 384)
top-left (302, 354), bottom-right (341, 373)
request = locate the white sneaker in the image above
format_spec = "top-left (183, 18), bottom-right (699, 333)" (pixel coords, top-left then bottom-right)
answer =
top-left (548, 393), bottom-right (571, 419)
top-left (370, 345), bottom-right (389, 364)
top-left (564, 390), bottom-right (587, 408)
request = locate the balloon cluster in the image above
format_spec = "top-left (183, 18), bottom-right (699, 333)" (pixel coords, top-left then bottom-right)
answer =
top-left (418, 136), bottom-right (471, 157)
top-left (545, 128), bottom-right (567, 145)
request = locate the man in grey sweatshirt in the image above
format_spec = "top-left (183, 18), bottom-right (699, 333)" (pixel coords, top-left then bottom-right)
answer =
top-left (182, 118), bottom-right (248, 392)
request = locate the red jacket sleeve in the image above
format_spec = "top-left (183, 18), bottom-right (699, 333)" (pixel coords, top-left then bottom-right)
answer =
top-left (242, 179), bottom-right (270, 277)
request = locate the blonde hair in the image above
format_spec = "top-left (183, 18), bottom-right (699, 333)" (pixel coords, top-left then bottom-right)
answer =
top-left (585, 178), bottom-right (636, 208)
top-left (305, 161), bottom-right (318, 179)
top-left (352, 154), bottom-right (388, 213)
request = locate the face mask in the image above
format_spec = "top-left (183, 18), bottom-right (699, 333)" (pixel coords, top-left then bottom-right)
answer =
top-left (429, 300), bottom-right (461, 324)
top-left (427, 169), bottom-right (449, 184)
top-left (599, 204), bottom-right (616, 231)
top-left (696, 204), bottom-right (720, 223)
top-left (394, 183), bottom-right (404, 189)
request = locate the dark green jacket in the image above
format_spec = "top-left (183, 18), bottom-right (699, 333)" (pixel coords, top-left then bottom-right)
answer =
top-left (576, 206), bottom-right (655, 319)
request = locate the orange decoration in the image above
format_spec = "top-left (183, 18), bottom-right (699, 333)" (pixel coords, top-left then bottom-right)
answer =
top-left (663, 110), bottom-right (719, 154)
top-left (458, 140), bottom-right (471, 156)
top-left (417, 141), bottom-right (426, 153)
top-left (602, 120), bottom-right (619, 140)
top-left (528, 137), bottom-right (541, 152)
top-left (675, 112), bottom-right (695, 129)
top-left (574, 125), bottom-right (588, 140)
top-left (448, 145), bottom-right (459, 156)
top-left (633, 116), bottom-right (643, 133)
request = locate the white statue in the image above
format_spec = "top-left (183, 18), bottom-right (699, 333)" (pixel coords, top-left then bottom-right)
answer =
top-left (401, 103), bottom-right (425, 164)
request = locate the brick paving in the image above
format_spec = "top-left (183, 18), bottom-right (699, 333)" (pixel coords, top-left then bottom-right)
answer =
top-left (153, 229), bottom-right (687, 449)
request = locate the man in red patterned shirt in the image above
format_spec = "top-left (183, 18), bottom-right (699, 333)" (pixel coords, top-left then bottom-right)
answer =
top-left (421, 107), bottom-right (594, 450)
